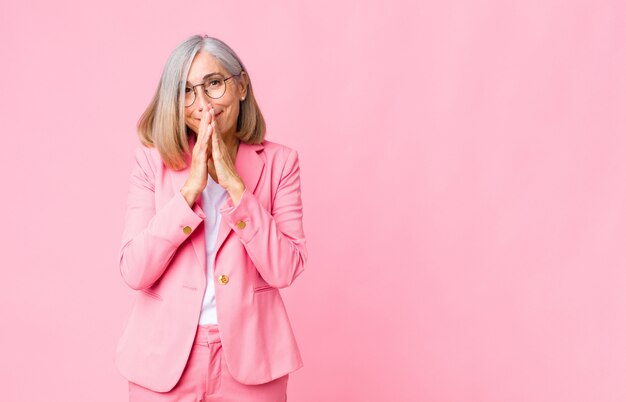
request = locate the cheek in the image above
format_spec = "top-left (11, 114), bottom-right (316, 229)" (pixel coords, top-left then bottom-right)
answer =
top-left (224, 110), bottom-right (238, 126)
top-left (228, 105), bottom-right (241, 121)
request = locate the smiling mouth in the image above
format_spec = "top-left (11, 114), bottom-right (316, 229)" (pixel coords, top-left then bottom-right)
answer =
top-left (195, 111), bottom-right (222, 122)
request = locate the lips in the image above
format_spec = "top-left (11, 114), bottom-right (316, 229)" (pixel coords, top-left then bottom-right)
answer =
top-left (195, 111), bottom-right (222, 122)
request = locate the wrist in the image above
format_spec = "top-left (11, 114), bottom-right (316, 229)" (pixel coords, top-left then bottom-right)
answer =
top-left (227, 180), bottom-right (246, 206)
top-left (180, 184), bottom-right (201, 207)
top-left (227, 179), bottom-right (245, 194)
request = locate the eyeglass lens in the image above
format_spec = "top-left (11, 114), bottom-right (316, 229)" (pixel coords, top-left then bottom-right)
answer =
top-left (185, 75), bottom-right (227, 107)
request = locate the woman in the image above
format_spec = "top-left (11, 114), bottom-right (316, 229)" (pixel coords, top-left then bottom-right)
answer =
top-left (114, 34), bottom-right (307, 402)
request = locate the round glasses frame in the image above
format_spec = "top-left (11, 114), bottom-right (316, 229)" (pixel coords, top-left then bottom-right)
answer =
top-left (184, 73), bottom-right (240, 108)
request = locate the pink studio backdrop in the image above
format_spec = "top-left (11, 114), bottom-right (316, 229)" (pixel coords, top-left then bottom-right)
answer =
top-left (0, 1), bottom-right (624, 401)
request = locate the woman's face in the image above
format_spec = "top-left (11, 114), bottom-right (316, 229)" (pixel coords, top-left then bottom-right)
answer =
top-left (184, 51), bottom-right (247, 139)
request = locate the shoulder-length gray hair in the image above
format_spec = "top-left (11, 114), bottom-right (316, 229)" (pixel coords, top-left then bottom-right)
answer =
top-left (137, 35), bottom-right (266, 170)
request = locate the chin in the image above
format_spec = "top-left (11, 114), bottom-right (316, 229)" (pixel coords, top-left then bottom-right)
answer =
top-left (186, 123), bottom-right (198, 134)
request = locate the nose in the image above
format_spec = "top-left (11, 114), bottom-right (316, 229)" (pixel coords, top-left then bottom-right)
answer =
top-left (195, 88), bottom-right (213, 111)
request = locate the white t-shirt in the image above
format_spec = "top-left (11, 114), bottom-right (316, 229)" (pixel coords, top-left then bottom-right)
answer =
top-left (198, 175), bottom-right (229, 325)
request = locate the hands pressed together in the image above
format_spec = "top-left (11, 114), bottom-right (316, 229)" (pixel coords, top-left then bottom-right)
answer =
top-left (181, 105), bottom-right (245, 207)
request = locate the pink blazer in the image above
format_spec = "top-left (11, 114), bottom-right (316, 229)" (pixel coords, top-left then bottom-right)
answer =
top-left (114, 136), bottom-right (307, 392)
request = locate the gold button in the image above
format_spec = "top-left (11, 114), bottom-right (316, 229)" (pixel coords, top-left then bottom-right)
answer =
top-left (183, 226), bottom-right (192, 235)
top-left (236, 220), bottom-right (246, 229)
top-left (218, 274), bottom-right (229, 285)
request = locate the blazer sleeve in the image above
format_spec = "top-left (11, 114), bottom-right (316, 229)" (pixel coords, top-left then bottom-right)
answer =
top-left (118, 146), bottom-right (206, 290)
top-left (219, 148), bottom-right (307, 288)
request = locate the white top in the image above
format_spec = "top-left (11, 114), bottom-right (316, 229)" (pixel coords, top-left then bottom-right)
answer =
top-left (198, 175), bottom-right (229, 325)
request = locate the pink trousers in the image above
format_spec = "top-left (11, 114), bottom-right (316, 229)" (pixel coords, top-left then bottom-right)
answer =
top-left (128, 324), bottom-right (289, 402)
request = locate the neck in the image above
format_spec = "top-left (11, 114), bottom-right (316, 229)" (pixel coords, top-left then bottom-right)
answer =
top-left (222, 132), bottom-right (240, 152)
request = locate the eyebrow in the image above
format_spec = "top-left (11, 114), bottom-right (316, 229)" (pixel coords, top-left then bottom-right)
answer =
top-left (186, 72), bottom-right (223, 85)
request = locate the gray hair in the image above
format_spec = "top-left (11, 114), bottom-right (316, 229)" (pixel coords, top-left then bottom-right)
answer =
top-left (137, 34), bottom-right (266, 170)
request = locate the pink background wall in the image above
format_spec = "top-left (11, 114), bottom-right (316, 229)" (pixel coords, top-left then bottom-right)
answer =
top-left (1, 0), bottom-right (624, 401)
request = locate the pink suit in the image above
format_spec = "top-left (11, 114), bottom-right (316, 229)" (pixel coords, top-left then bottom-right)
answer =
top-left (114, 137), bottom-right (307, 393)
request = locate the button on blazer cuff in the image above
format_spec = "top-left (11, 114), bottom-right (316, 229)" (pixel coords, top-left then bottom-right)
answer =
top-left (118, 147), bottom-right (207, 290)
top-left (219, 149), bottom-right (307, 289)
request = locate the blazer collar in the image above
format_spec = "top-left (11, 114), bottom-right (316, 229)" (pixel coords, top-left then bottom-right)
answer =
top-left (169, 136), bottom-right (265, 273)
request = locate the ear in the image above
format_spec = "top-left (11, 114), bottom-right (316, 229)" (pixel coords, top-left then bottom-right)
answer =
top-left (239, 71), bottom-right (249, 99)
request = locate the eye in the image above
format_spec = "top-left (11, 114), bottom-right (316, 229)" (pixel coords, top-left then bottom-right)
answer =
top-left (184, 87), bottom-right (192, 93)
top-left (208, 79), bottom-right (221, 87)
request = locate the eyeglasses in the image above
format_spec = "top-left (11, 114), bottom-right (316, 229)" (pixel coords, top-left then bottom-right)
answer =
top-left (184, 73), bottom-right (240, 107)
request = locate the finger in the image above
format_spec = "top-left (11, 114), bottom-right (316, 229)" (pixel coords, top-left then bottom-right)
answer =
top-left (199, 108), bottom-right (208, 139)
top-left (211, 121), bottom-right (220, 159)
top-left (193, 110), bottom-right (208, 160)
top-left (206, 122), bottom-right (213, 143)
top-left (211, 114), bottom-right (224, 148)
top-left (211, 108), bottom-right (222, 135)
top-left (205, 105), bottom-right (215, 124)
top-left (206, 124), bottom-right (214, 161)
top-left (206, 120), bottom-right (214, 142)
top-left (204, 107), bottom-right (215, 144)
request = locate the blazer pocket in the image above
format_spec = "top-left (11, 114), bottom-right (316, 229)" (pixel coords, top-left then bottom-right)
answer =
top-left (140, 288), bottom-right (163, 300)
top-left (253, 284), bottom-right (277, 293)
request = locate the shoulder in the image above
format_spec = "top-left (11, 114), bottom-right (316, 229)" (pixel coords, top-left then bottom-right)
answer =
top-left (258, 139), bottom-right (299, 166)
top-left (259, 139), bottom-right (294, 155)
top-left (131, 142), bottom-right (163, 177)
top-left (254, 140), bottom-right (302, 185)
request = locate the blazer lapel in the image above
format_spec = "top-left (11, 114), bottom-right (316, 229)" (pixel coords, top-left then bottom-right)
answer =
top-left (168, 137), bottom-right (265, 273)
top-left (214, 141), bottom-right (264, 255)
